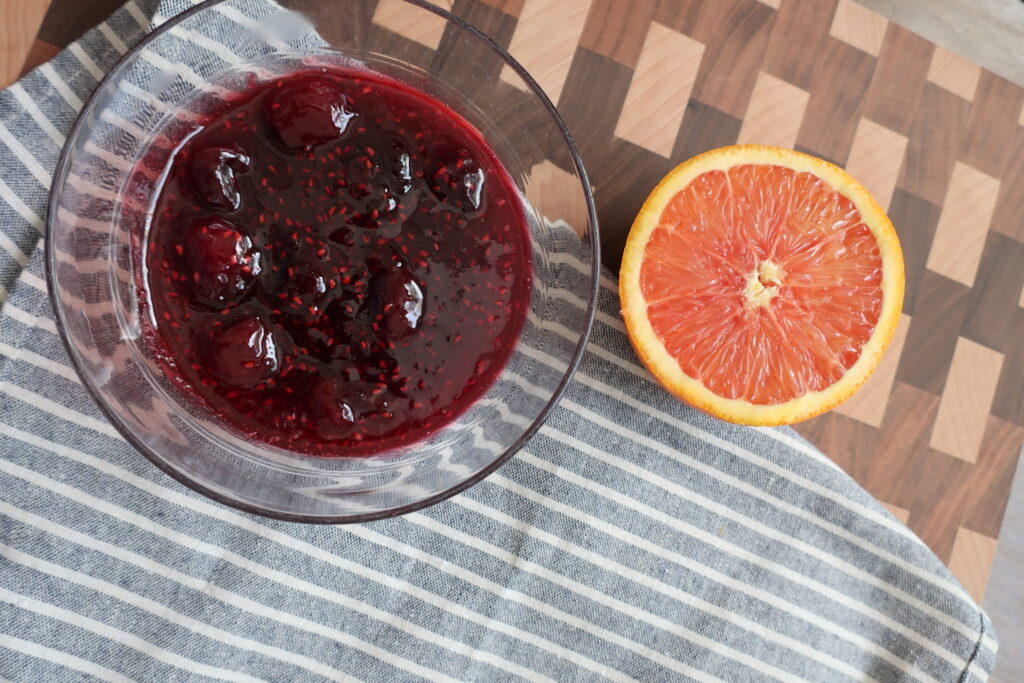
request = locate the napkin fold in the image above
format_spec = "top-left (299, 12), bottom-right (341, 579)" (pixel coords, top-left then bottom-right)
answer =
top-left (0, 1), bottom-right (997, 680)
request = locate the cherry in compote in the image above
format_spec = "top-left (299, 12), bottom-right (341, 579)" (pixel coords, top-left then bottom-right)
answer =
top-left (142, 68), bottom-right (531, 456)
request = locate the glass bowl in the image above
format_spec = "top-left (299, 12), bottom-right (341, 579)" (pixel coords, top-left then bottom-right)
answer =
top-left (46, 0), bottom-right (599, 522)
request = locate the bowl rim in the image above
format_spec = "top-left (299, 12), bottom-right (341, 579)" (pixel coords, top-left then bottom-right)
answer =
top-left (45, 0), bottom-right (600, 524)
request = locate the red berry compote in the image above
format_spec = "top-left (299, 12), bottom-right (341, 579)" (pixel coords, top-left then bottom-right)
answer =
top-left (141, 68), bottom-right (532, 456)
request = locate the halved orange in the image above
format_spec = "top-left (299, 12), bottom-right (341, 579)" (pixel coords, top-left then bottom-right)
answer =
top-left (619, 145), bottom-right (904, 426)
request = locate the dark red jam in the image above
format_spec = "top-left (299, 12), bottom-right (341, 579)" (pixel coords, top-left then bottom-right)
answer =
top-left (142, 68), bottom-right (531, 456)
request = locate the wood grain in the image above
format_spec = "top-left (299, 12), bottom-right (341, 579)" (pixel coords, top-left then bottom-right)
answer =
top-left (614, 22), bottom-right (703, 156)
top-left (886, 188), bottom-right (941, 314)
top-left (736, 71), bottom-right (808, 148)
top-left (670, 99), bottom-right (742, 162)
top-left (372, 0), bottom-right (451, 49)
top-left (834, 313), bottom-right (910, 427)
top-left (34, 0), bottom-right (122, 47)
top-left (992, 309), bottom-right (1024, 426)
top-left (578, 0), bottom-right (656, 68)
top-left (897, 83), bottom-right (971, 206)
top-left (499, 0), bottom-right (590, 103)
top-left (555, 48), bottom-right (634, 170)
top-left (963, 415), bottom-right (1024, 537)
top-left (908, 450), bottom-right (974, 562)
top-left (948, 527), bottom-right (997, 602)
top-left (17, 38), bottom-right (59, 77)
top-left (929, 337), bottom-right (1004, 463)
top-left (925, 161), bottom-right (1000, 288)
top-left (762, 0), bottom-right (837, 89)
top-left (960, 71), bottom-right (1024, 178)
top-left (843, 117), bottom-right (908, 211)
top-left (896, 271), bottom-right (971, 394)
top-left (829, 0), bottom-right (886, 56)
top-left (882, 502), bottom-right (909, 524)
top-left (961, 231), bottom-right (1024, 352)
top-left (435, 0), bottom-right (519, 93)
top-left (688, 0), bottom-right (774, 120)
top-left (927, 43), bottom-right (981, 102)
top-left (991, 124), bottom-right (1024, 241)
top-left (864, 382), bottom-right (940, 504)
top-left (0, 0), bottom-right (52, 89)
top-left (861, 23), bottom-right (932, 134)
top-left (795, 37), bottom-right (874, 165)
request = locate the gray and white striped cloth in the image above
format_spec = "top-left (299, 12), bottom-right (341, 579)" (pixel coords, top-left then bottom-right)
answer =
top-left (0, 1), bottom-right (998, 680)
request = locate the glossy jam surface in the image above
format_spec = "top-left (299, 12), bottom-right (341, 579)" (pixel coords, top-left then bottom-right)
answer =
top-left (143, 69), bottom-right (531, 456)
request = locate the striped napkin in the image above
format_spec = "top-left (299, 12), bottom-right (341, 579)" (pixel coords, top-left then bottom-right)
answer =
top-left (0, 1), bottom-right (998, 680)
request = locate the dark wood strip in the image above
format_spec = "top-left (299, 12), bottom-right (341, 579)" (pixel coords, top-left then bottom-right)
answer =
top-left (671, 100), bottom-right (742, 164)
top-left (689, 0), bottom-right (775, 120)
top-left (762, 0), bottom-right (838, 90)
top-left (990, 125), bottom-right (1024, 242)
top-left (475, 0), bottom-right (525, 16)
top-left (960, 71), bottom-right (1024, 178)
top-left (595, 139), bottom-right (671, 270)
top-left (896, 82), bottom-right (971, 206)
top-left (553, 48), bottom-right (634, 172)
top-left (793, 411), bottom-right (879, 487)
top-left (449, 0), bottom-right (519, 49)
top-left (36, 0), bottom-right (125, 49)
top-left (991, 309), bottom-right (1024, 426)
top-left (895, 271), bottom-right (971, 395)
top-left (908, 450), bottom-right (975, 562)
top-left (962, 416), bottom-right (1024, 537)
top-left (18, 39), bottom-right (60, 78)
top-left (861, 23), bottom-right (932, 134)
top-left (653, 0), bottom-right (715, 43)
top-left (795, 37), bottom-right (875, 166)
top-left (960, 231), bottom-right (1024, 352)
top-left (578, 0), bottom-right (657, 69)
top-left (434, 0), bottom-right (519, 94)
top-left (886, 188), bottom-right (943, 315)
top-left (863, 382), bottom-right (942, 510)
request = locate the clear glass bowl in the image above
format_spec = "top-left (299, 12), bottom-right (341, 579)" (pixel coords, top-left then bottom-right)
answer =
top-left (46, 0), bottom-right (598, 522)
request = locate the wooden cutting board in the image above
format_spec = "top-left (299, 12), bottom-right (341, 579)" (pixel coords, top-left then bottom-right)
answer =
top-left (14, 0), bottom-right (1024, 601)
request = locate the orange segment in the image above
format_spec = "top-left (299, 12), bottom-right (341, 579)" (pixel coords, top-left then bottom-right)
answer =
top-left (620, 145), bottom-right (904, 426)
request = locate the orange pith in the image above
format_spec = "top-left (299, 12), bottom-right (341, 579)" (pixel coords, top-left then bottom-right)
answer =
top-left (620, 145), bottom-right (904, 426)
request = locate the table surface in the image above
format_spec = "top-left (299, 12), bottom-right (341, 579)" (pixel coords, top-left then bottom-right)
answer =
top-left (2, 0), bottom-right (1023, 604)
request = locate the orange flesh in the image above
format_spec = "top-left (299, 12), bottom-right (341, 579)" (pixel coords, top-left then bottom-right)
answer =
top-left (640, 164), bottom-right (883, 405)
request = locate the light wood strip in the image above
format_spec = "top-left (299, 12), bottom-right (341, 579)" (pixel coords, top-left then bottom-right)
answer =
top-left (736, 71), bottom-right (809, 149)
top-left (835, 313), bottom-right (911, 428)
top-left (613, 22), bottom-right (703, 157)
top-left (947, 527), bottom-right (997, 602)
top-left (371, 0), bottom-right (452, 50)
top-left (500, 0), bottom-right (591, 104)
top-left (757, 0), bottom-right (781, 9)
top-left (929, 337), bottom-right (1004, 463)
top-left (925, 161), bottom-right (1000, 287)
top-left (526, 160), bottom-right (590, 237)
top-left (0, 0), bottom-right (53, 89)
top-left (926, 44), bottom-right (981, 102)
top-left (844, 118), bottom-right (908, 211)
top-left (829, 0), bottom-right (887, 56)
